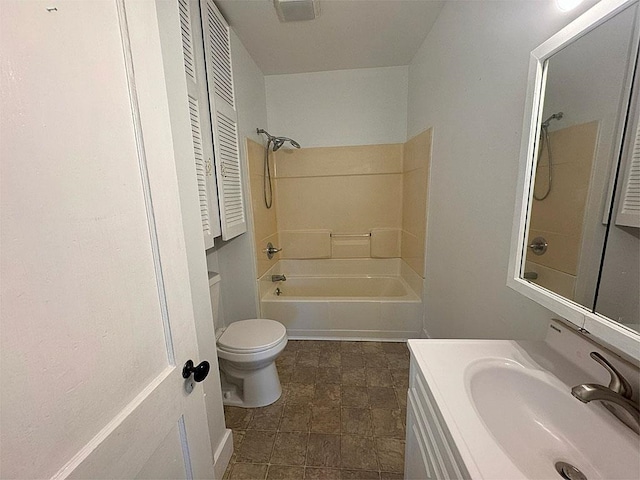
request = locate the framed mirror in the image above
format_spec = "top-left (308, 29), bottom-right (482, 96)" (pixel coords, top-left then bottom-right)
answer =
top-left (509, 0), bottom-right (640, 360)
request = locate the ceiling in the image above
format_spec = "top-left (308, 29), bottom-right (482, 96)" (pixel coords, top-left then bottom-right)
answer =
top-left (215, 0), bottom-right (446, 75)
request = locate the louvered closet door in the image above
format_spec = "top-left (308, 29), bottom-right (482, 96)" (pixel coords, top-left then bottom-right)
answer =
top-left (200, 0), bottom-right (247, 241)
top-left (179, 0), bottom-right (221, 248)
top-left (616, 109), bottom-right (640, 228)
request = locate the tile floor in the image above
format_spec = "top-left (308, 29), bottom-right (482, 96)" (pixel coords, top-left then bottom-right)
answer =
top-left (223, 340), bottom-right (410, 480)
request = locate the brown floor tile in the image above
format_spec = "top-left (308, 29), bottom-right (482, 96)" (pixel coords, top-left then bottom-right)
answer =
top-left (233, 430), bottom-right (245, 451)
top-left (317, 367), bottom-right (341, 384)
top-left (301, 340), bottom-right (324, 351)
top-left (381, 343), bottom-right (407, 355)
top-left (286, 340), bottom-right (304, 351)
top-left (365, 369), bottom-right (393, 387)
top-left (280, 404), bottom-right (311, 432)
top-left (340, 436), bottom-right (378, 470)
top-left (395, 388), bottom-right (407, 409)
top-left (363, 354), bottom-right (388, 369)
top-left (288, 383), bottom-right (315, 404)
top-left (341, 408), bottom-right (372, 436)
top-left (248, 404), bottom-right (283, 431)
top-left (389, 369), bottom-right (409, 389)
top-left (236, 430), bottom-right (276, 463)
top-left (340, 341), bottom-right (363, 352)
top-left (368, 387), bottom-right (398, 409)
top-left (360, 342), bottom-right (385, 354)
top-left (340, 470), bottom-right (380, 479)
top-left (341, 369), bottom-right (366, 386)
top-left (277, 350), bottom-right (297, 367)
top-left (375, 438), bottom-right (405, 473)
top-left (311, 406), bottom-right (341, 433)
top-left (225, 406), bottom-right (254, 430)
top-left (298, 351), bottom-right (320, 367)
top-left (266, 465), bottom-right (305, 479)
top-left (314, 384), bottom-right (341, 406)
top-left (271, 432), bottom-right (308, 465)
top-left (320, 341), bottom-right (342, 353)
top-left (319, 351), bottom-right (341, 367)
top-left (306, 433), bottom-right (340, 468)
top-left (229, 463), bottom-right (268, 480)
top-left (371, 409), bottom-right (404, 438)
top-left (379, 473), bottom-right (403, 480)
top-left (385, 354), bottom-right (409, 370)
top-left (278, 365), bottom-right (294, 384)
top-left (340, 353), bottom-right (365, 369)
top-left (341, 386), bottom-right (369, 408)
top-left (305, 467), bottom-right (341, 479)
top-left (293, 366), bottom-right (318, 384)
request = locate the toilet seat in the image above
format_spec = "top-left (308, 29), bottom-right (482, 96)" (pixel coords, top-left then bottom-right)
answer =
top-left (217, 319), bottom-right (286, 354)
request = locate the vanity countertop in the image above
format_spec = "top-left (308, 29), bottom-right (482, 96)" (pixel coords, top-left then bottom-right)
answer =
top-left (407, 339), bottom-right (639, 480)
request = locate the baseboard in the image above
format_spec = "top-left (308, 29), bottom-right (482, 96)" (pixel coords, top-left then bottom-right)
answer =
top-left (213, 428), bottom-right (233, 480)
top-left (286, 329), bottom-right (422, 342)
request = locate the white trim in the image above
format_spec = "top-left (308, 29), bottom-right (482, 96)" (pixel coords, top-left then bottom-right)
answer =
top-left (212, 429), bottom-right (234, 479)
top-left (286, 331), bottom-right (417, 342)
top-left (508, 0), bottom-right (640, 361)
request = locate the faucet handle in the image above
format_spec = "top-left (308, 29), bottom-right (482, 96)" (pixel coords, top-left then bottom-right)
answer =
top-left (590, 352), bottom-right (632, 399)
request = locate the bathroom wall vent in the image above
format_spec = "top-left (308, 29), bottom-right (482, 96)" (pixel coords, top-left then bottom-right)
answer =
top-left (273, 0), bottom-right (320, 22)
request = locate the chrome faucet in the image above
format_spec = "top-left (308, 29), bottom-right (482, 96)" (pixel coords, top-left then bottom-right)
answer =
top-left (571, 352), bottom-right (640, 435)
top-left (271, 274), bottom-right (286, 282)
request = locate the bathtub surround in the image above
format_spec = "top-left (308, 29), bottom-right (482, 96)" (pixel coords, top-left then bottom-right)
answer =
top-left (526, 121), bottom-right (599, 299)
top-left (402, 129), bottom-right (432, 277)
top-left (275, 144), bottom-right (403, 259)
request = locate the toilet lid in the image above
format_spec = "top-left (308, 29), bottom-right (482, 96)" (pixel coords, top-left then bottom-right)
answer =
top-left (217, 319), bottom-right (286, 354)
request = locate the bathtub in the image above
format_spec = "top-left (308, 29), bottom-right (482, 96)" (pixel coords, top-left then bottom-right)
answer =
top-left (259, 259), bottom-right (423, 340)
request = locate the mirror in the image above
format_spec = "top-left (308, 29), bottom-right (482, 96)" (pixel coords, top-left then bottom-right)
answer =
top-left (509, 0), bottom-right (640, 360)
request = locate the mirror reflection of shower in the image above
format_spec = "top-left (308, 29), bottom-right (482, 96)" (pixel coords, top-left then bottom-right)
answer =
top-left (534, 112), bottom-right (564, 201)
top-left (257, 128), bottom-right (301, 209)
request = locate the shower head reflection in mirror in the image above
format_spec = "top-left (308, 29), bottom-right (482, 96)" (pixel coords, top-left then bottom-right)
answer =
top-left (257, 128), bottom-right (301, 208)
top-left (534, 111), bottom-right (564, 201)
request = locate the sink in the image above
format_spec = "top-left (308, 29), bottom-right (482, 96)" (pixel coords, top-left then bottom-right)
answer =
top-left (407, 340), bottom-right (639, 480)
top-left (467, 360), bottom-right (639, 480)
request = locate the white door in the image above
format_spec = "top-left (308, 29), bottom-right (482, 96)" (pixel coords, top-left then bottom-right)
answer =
top-left (0, 1), bottom-right (215, 478)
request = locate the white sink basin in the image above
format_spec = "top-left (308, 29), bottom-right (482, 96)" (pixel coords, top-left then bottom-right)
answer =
top-left (408, 340), bottom-right (640, 480)
top-left (467, 359), bottom-right (639, 479)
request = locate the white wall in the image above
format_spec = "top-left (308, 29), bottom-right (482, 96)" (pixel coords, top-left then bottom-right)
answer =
top-left (407, 0), bottom-right (599, 339)
top-left (207, 29), bottom-right (268, 324)
top-left (265, 66), bottom-right (408, 147)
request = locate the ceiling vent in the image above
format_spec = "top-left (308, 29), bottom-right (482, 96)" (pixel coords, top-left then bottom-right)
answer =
top-left (273, 0), bottom-right (320, 22)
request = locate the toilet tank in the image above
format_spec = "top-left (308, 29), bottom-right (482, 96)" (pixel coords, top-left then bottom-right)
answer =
top-left (208, 271), bottom-right (222, 331)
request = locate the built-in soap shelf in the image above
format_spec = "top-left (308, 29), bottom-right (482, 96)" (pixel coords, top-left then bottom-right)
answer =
top-left (278, 228), bottom-right (401, 259)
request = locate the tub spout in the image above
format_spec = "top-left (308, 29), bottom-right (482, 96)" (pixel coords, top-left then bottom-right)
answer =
top-left (271, 274), bottom-right (287, 282)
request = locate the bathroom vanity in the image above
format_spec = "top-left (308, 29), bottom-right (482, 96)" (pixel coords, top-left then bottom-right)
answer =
top-left (405, 323), bottom-right (640, 479)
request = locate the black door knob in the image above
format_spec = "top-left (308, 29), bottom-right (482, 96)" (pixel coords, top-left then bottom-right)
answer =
top-left (182, 360), bottom-right (210, 382)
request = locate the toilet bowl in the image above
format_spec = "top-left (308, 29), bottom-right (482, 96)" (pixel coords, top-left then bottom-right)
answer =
top-left (216, 318), bottom-right (287, 408)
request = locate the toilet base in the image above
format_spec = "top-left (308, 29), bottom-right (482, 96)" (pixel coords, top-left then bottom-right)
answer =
top-left (219, 360), bottom-right (282, 408)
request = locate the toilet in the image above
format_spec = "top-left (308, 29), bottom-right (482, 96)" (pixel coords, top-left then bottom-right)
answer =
top-left (209, 272), bottom-right (288, 408)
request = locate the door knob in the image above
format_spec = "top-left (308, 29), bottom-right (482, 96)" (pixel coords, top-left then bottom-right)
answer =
top-left (182, 360), bottom-right (210, 382)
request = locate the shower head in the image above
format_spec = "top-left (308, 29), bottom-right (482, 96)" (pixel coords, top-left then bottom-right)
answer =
top-left (272, 137), bottom-right (300, 151)
top-left (257, 128), bottom-right (301, 151)
top-left (541, 112), bottom-right (564, 129)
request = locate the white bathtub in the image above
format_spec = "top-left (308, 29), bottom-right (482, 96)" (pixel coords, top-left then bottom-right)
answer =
top-left (259, 259), bottom-right (423, 341)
